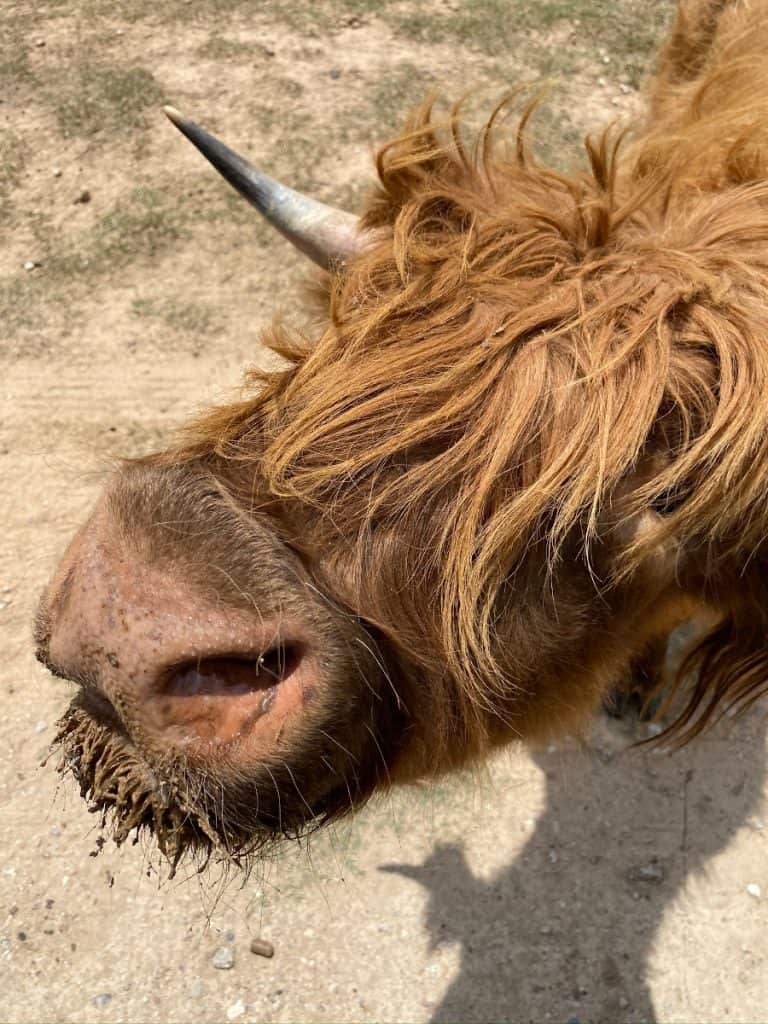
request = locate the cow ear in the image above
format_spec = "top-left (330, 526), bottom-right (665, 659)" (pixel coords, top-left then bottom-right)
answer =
top-left (164, 106), bottom-right (362, 271)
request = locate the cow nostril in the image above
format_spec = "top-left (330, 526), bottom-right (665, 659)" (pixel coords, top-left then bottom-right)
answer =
top-left (149, 644), bottom-right (307, 745)
top-left (162, 644), bottom-right (303, 700)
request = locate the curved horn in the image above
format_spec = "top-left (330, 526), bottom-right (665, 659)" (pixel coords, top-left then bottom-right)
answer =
top-left (164, 106), bottom-right (361, 270)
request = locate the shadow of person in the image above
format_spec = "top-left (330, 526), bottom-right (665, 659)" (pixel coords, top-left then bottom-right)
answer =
top-left (382, 707), bottom-right (767, 1024)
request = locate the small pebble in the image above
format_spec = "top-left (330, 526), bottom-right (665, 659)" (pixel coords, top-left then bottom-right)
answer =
top-left (212, 946), bottom-right (235, 970)
top-left (618, 996), bottom-right (629, 1009)
top-left (92, 993), bottom-right (112, 1008)
top-left (602, 54), bottom-right (611, 64)
top-left (225, 930), bottom-right (235, 942)
top-left (52, 167), bottom-right (62, 178)
top-left (226, 1000), bottom-right (246, 1021)
top-left (189, 980), bottom-right (205, 998)
top-left (23, 260), bottom-right (38, 271)
top-left (34, 720), bottom-right (47, 734)
top-left (74, 189), bottom-right (91, 204)
top-left (628, 861), bottom-right (665, 884)
top-left (250, 937), bottom-right (274, 958)
top-left (329, 68), bottom-right (341, 80)
top-left (36, 39), bottom-right (46, 47)
top-left (747, 883), bottom-right (761, 899)
top-left (619, 83), bottom-right (632, 94)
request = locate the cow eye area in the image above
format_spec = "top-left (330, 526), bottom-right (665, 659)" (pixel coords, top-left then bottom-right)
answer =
top-left (163, 644), bottom-right (302, 699)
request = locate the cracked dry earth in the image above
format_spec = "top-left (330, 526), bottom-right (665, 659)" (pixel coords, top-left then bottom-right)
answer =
top-left (2, 1), bottom-right (768, 1021)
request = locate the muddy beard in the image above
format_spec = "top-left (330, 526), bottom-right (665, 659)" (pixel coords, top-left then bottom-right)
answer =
top-left (49, 694), bottom-right (388, 879)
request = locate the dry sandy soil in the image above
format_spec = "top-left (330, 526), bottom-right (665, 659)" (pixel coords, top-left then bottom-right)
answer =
top-left (3, 1), bottom-right (768, 1021)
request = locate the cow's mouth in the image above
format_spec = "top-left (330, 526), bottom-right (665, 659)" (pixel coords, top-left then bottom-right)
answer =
top-left (50, 697), bottom-right (225, 876)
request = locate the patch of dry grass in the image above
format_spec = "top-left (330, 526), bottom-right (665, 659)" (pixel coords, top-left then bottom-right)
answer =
top-left (130, 296), bottom-right (222, 336)
top-left (393, 0), bottom-right (671, 86)
top-left (0, 132), bottom-right (26, 205)
top-left (196, 34), bottom-right (253, 62)
top-left (1, 187), bottom-right (190, 342)
top-left (51, 65), bottom-right (165, 138)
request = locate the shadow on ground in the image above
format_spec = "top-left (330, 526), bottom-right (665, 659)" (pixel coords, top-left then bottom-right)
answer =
top-left (384, 709), bottom-right (766, 1024)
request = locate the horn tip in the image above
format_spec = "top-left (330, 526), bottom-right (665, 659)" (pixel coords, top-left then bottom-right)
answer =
top-left (163, 105), bottom-right (187, 129)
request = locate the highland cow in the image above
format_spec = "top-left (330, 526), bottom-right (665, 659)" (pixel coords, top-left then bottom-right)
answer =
top-left (35, 0), bottom-right (768, 873)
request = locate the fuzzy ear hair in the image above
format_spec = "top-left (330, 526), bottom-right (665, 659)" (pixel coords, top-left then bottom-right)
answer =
top-left (606, 506), bottom-right (680, 585)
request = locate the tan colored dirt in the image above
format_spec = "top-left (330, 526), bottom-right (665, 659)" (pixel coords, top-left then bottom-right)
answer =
top-left (3, 2), bottom-right (767, 1021)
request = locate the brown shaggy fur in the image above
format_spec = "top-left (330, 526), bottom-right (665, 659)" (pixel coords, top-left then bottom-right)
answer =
top-left (142, 0), bottom-right (768, 765)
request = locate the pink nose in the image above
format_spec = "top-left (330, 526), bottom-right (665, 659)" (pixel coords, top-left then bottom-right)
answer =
top-left (36, 519), bottom-right (96, 683)
top-left (36, 505), bottom-right (158, 726)
top-left (36, 500), bottom-right (303, 751)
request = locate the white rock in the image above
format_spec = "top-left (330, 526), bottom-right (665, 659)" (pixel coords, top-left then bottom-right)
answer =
top-left (52, 167), bottom-right (62, 178)
top-left (747, 883), bottom-right (761, 899)
top-left (23, 261), bottom-right (37, 271)
top-left (212, 946), bottom-right (235, 969)
top-left (226, 999), bottom-right (246, 1020)
top-left (34, 721), bottom-right (47, 734)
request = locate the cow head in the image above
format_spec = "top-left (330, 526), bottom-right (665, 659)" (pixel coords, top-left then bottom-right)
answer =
top-left (36, 106), bottom-right (525, 873)
top-left (37, 101), bottom-right (698, 874)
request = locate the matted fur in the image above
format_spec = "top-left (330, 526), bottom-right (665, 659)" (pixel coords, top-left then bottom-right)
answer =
top-left (154, 0), bottom-right (768, 749)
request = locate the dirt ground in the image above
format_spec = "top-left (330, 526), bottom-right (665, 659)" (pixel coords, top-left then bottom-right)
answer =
top-left (3, 1), bottom-right (768, 1021)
